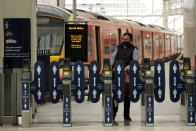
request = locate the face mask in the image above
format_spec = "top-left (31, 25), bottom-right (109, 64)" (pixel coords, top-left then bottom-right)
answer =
top-left (121, 41), bottom-right (130, 47)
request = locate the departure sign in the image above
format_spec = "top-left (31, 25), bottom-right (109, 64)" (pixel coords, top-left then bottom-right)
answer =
top-left (4, 18), bottom-right (31, 68)
top-left (65, 24), bottom-right (88, 62)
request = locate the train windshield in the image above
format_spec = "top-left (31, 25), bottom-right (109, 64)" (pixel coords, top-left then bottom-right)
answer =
top-left (37, 17), bottom-right (64, 55)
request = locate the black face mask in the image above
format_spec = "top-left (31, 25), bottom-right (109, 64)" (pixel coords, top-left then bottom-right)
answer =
top-left (121, 41), bottom-right (131, 48)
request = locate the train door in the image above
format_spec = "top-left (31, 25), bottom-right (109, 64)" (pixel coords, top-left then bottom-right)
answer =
top-left (95, 26), bottom-right (100, 63)
top-left (141, 31), bottom-right (144, 63)
top-left (118, 28), bottom-right (121, 45)
top-left (151, 32), bottom-right (154, 61)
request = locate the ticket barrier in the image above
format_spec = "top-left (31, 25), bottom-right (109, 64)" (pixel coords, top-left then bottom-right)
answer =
top-left (129, 58), bottom-right (165, 126)
top-left (88, 59), bottom-right (124, 126)
top-left (169, 58), bottom-right (195, 126)
top-left (21, 59), bottom-right (125, 127)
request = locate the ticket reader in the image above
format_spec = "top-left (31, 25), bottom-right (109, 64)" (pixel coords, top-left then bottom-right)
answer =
top-left (170, 57), bottom-right (195, 125)
top-left (144, 70), bottom-right (154, 126)
top-left (62, 58), bottom-right (72, 126)
top-left (21, 60), bottom-right (31, 128)
top-left (185, 70), bottom-right (195, 125)
top-left (102, 59), bottom-right (113, 126)
top-left (141, 58), bottom-right (154, 126)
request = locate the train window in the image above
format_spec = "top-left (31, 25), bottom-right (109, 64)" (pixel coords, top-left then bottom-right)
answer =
top-left (37, 27), bottom-right (64, 55)
top-left (37, 16), bottom-right (64, 55)
top-left (165, 35), bottom-right (170, 49)
top-left (155, 34), bottom-right (159, 48)
top-left (50, 31), bottom-right (64, 55)
top-left (104, 45), bottom-right (110, 54)
top-left (111, 42), bottom-right (116, 53)
top-left (88, 32), bottom-right (93, 56)
top-left (160, 35), bottom-right (164, 49)
top-left (38, 34), bottom-right (51, 51)
top-left (134, 35), bottom-right (138, 47)
top-left (144, 37), bottom-right (151, 50)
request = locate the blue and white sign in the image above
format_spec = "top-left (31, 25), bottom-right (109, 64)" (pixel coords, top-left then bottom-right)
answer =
top-left (4, 18), bottom-right (31, 68)
top-left (30, 61), bottom-right (44, 104)
top-left (50, 62), bottom-right (63, 103)
top-left (129, 60), bottom-right (144, 102)
top-left (105, 96), bottom-right (112, 125)
top-left (89, 61), bottom-right (104, 103)
top-left (22, 82), bottom-right (30, 111)
top-left (112, 60), bottom-right (124, 103)
top-left (154, 60), bottom-right (165, 102)
top-left (188, 95), bottom-right (195, 125)
top-left (71, 61), bottom-right (85, 103)
top-left (146, 95), bottom-right (154, 125)
top-left (63, 96), bottom-right (71, 126)
top-left (169, 60), bottom-right (184, 102)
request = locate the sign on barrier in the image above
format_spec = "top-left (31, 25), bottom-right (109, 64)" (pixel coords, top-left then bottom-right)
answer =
top-left (63, 96), bottom-right (71, 126)
top-left (30, 61), bottom-right (44, 104)
top-left (129, 60), bottom-right (144, 102)
top-left (146, 95), bottom-right (154, 125)
top-left (89, 61), bottom-right (103, 103)
top-left (188, 95), bottom-right (195, 124)
top-left (104, 96), bottom-right (112, 125)
top-left (22, 82), bottom-right (30, 111)
top-left (154, 60), bottom-right (165, 102)
top-left (71, 61), bottom-right (85, 103)
top-left (112, 60), bottom-right (125, 103)
top-left (169, 60), bottom-right (184, 102)
top-left (50, 62), bottom-right (63, 103)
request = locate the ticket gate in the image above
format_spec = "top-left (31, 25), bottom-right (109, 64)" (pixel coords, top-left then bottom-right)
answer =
top-left (169, 57), bottom-right (195, 126)
top-left (129, 58), bottom-right (165, 126)
top-left (21, 58), bottom-right (125, 127)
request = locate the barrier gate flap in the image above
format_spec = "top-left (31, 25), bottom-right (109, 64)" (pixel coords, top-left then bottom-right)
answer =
top-left (112, 60), bottom-right (125, 103)
top-left (50, 62), bottom-right (63, 103)
top-left (89, 61), bottom-right (104, 103)
top-left (30, 61), bottom-right (44, 104)
top-left (71, 61), bottom-right (85, 103)
top-left (169, 60), bottom-right (184, 102)
top-left (129, 60), bottom-right (144, 102)
top-left (154, 60), bottom-right (165, 102)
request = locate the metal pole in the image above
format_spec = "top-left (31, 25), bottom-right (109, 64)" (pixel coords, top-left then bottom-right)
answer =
top-left (73, 0), bottom-right (76, 23)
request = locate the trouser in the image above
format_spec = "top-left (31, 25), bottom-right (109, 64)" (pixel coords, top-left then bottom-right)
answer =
top-left (113, 96), bottom-right (130, 118)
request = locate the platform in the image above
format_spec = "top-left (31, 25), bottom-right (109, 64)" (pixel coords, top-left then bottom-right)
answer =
top-left (0, 62), bottom-right (196, 131)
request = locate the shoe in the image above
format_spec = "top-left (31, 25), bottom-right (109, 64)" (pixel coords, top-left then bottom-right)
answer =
top-left (113, 116), bottom-right (116, 121)
top-left (124, 116), bottom-right (132, 121)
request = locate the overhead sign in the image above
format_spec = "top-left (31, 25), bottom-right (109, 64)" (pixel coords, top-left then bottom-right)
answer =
top-left (4, 18), bottom-right (31, 68)
top-left (65, 24), bottom-right (88, 62)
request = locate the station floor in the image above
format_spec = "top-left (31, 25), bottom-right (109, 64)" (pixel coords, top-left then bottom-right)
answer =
top-left (0, 62), bottom-right (196, 131)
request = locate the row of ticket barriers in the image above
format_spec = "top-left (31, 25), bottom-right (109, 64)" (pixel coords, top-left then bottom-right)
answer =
top-left (21, 58), bottom-right (195, 127)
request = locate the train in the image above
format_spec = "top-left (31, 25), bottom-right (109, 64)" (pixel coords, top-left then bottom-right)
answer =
top-left (37, 4), bottom-right (182, 93)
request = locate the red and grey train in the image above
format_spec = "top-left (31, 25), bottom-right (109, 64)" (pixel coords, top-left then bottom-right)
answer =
top-left (37, 4), bottom-right (182, 93)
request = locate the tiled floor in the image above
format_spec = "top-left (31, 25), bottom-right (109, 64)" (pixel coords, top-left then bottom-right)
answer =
top-left (0, 62), bottom-right (196, 131)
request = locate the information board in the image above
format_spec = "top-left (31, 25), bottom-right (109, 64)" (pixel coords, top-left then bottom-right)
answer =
top-left (65, 24), bottom-right (88, 62)
top-left (4, 18), bottom-right (31, 68)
